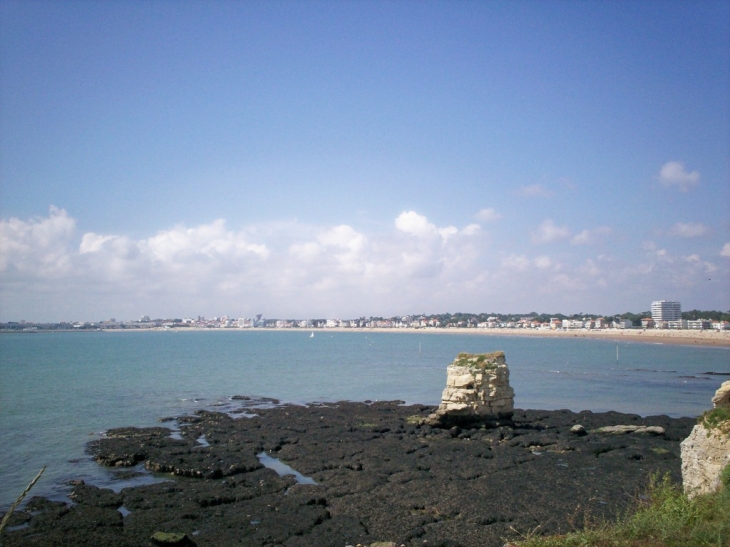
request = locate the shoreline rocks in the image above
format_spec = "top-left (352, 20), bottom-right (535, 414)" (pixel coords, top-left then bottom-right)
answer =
top-left (1, 400), bottom-right (695, 547)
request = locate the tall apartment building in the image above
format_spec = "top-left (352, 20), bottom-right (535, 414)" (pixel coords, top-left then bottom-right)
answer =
top-left (651, 300), bottom-right (681, 322)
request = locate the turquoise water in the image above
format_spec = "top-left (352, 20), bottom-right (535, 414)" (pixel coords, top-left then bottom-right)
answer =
top-left (1, 330), bottom-right (728, 510)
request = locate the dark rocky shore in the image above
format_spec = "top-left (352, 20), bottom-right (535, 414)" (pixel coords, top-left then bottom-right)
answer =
top-left (1, 400), bottom-right (695, 547)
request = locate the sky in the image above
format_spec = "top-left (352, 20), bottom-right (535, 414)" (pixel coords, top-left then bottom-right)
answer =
top-left (1, 0), bottom-right (729, 322)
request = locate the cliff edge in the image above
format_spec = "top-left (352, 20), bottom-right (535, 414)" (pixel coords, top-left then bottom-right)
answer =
top-left (681, 380), bottom-right (730, 498)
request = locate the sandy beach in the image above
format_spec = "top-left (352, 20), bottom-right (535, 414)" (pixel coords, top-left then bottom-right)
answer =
top-left (112, 325), bottom-right (730, 349)
top-left (307, 326), bottom-right (730, 348)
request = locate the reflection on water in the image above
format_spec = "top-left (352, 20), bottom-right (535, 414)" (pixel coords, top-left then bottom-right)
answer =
top-left (257, 452), bottom-right (317, 485)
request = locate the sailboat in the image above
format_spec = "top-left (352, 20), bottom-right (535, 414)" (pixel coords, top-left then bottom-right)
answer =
top-left (310, 332), bottom-right (314, 338)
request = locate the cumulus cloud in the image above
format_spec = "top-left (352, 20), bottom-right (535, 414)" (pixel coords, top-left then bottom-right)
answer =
top-left (658, 161), bottom-right (700, 191)
top-left (533, 255), bottom-right (553, 270)
top-left (519, 184), bottom-right (553, 198)
top-left (571, 226), bottom-right (612, 245)
top-left (721, 243), bottom-right (730, 258)
top-left (475, 208), bottom-right (502, 222)
top-left (668, 222), bottom-right (709, 238)
top-left (79, 233), bottom-right (117, 254)
top-left (142, 219), bottom-right (270, 264)
top-left (1, 209), bottom-right (493, 319)
top-left (0, 206), bottom-right (75, 276)
top-left (2, 207), bottom-right (728, 321)
top-left (394, 210), bottom-right (459, 241)
top-left (532, 219), bottom-right (571, 244)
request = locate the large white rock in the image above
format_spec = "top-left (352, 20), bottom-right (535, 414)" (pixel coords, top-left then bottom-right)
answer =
top-left (711, 380), bottom-right (730, 408)
top-left (681, 425), bottom-right (730, 498)
top-left (425, 352), bottom-right (514, 426)
top-left (681, 381), bottom-right (730, 498)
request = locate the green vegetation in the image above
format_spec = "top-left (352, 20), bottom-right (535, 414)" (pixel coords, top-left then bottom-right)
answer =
top-left (453, 351), bottom-right (504, 369)
top-left (511, 472), bottom-right (730, 547)
top-left (700, 406), bottom-right (730, 435)
top-left (682, 309), bottom-right (730, 322)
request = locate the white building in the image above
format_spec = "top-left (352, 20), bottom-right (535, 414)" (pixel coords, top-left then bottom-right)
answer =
top-left (651, 300), bottom-right (681, 322)
top-left (686, 319), bottom-right (712, 330)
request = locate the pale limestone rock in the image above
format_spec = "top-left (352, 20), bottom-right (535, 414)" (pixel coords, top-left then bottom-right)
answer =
top-left (425, 352), bottom-right (514, 426)
top-left (594, 425), bottom-right (664, 435)
top-left (681, 424), bottom-right (730, 498)
top-left (711, 380), bottom-right (730, 408)
top-left (681, 382), bottom-right (730, 498)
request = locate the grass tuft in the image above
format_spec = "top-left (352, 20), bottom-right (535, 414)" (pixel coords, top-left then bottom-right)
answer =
top-left (510, 471), bottom-right (730, 547)
top-left (700, 407), bottom-right (730, 436)
top-left (0, 466), bottom-right (46, 534)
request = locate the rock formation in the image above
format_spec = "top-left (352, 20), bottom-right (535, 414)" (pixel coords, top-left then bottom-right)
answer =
top-left (681, 380), bottom-right (730, 498)
top-left (424, 351), bottom-right (514, 427)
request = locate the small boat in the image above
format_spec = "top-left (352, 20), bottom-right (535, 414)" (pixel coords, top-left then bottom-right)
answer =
top-left (310, 332), bottom-right (314, 338)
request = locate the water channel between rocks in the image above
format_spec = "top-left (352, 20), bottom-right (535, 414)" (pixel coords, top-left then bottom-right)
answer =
top-left (256, 452), bottom-right (317, 485)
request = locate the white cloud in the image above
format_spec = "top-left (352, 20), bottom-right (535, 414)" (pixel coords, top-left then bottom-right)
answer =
top-left (289, 241), bottom-right (321, 261)
top-left (721, 243), bottom-right (730, 258)
top-left (571, 226), bottom-right (612, 245)
top-left (519, 184), bottom-right (552, 198)
top-left (475, 208), bottom-right (502, 222)
top-left (395, 211), bottom-right (478, 245)
top-left (0, 206), bottom-right (75, 276)
top-left (318, 225), bottom-right (365, 252)
top-left (2, 208), bottom-right (728, 321)
top-left (142, 219), bottom-right (270, 264)
top-left (668, 222), bottom-right (709, 238)
top-left (395, 211), bottom-right (437, 238)
top-left (658, 161), bottom-right (700, 192)
top-left (532, 219), bottom-right (571, 244)
top-left (501, 254), bottom-right (531, 271)
top-left (462, 224), bottom-right (481, 236)
top-left (79, 233), bottom-right (117, 254)
top-left (534, 255), bottom-right (553, 270)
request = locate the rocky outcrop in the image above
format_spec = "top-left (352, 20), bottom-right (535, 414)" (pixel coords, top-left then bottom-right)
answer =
top-left (712, 380), bottom-right (730, 408)
top-left (3, 402), bottom-right (695, 547)
top-left (594, 425), bottom-right (665, 435)
top-left (424, 351), bottom-right (514, 427)
top-left (681, 381), bottom-right (730, 498)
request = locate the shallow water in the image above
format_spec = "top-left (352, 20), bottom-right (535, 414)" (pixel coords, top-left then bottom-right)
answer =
top-left (0, 329), bottom-right (727, 510)
top-left (257, 452), bottom-right (317, 485)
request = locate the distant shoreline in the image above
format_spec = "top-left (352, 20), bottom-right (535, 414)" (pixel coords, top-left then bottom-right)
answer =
top-left (338, 326), bottom-right (730, 348)
top-left (10, 324), bottom-right (728, 348)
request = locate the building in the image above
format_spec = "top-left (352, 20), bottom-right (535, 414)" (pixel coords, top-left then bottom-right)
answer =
top-left (651, 300), bottom-right (681, 322)
top-left (641, 317), bottom-right (655, 329)
top-left (686, 319), bottom-right (712, 330)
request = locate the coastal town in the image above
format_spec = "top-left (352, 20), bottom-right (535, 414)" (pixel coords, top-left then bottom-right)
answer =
top-left (3, 300), bottom-right (729, 332)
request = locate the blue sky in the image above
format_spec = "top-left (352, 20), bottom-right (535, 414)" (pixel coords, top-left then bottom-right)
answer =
top-left (1, 0), bottom-right (728, 322)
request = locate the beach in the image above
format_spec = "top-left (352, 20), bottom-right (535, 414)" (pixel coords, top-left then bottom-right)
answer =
top-left (314, 326), bottom-right (730, 348)
top-left (118, 325), bottom-right (730, 348)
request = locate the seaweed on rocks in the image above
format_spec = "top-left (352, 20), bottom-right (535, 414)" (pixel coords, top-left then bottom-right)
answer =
top-left (1, 402), bottom-right (695, 547)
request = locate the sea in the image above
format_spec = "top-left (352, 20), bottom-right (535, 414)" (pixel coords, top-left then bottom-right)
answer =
top-left (1, 329), bottom-right (728, 511)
